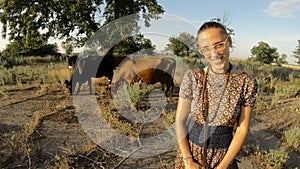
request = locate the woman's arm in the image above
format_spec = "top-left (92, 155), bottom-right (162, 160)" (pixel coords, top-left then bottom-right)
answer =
top-left (216, 106), bottom-right (252, 169)
top-left (175, 98), bottom-right (201, 168)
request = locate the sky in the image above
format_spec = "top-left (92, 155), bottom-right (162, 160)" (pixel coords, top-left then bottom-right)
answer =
top-left (0, 0), bottom-right (299, 64)
top-left (152, 0), bottom-right (300, 64)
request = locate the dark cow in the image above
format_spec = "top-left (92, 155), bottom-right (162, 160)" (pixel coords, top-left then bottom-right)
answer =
top-left (112, 57), bottom-right (176, 100)
top-left (66, 54), bottom-right (78, 69)
top-left (65, 54), bottom-right (126, 94)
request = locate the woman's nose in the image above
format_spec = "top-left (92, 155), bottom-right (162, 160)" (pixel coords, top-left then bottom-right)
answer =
top-left (209, 48), bottom-right (219, 58)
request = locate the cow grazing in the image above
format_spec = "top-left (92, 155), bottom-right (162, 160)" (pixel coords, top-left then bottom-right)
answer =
top-left (66, 54), bottom-right (78, 69)
top-left (112, 57), bottom-right (176, 100)
top-left (65, 54), bottom-right (126, 94)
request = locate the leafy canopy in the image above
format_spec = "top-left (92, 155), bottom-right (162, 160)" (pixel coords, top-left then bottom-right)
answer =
top-left (0, 0), bottom-right (164, 47)
top-left (250, 41), bottom-right (279, 64)
top-left (166, 32), bottom-right (196, 57)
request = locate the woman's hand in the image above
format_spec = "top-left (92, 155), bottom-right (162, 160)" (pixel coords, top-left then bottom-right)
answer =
top-left (184, 158), bottom-right (202, 169)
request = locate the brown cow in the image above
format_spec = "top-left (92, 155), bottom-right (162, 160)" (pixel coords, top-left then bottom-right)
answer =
top-left (112, 57), bottom-right (176, 100)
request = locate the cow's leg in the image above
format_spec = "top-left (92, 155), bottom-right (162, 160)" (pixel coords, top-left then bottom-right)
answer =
top-left (88, 78), bottom-right (93, 94)
top-left (167, 84), bottom-right (174, 102)
top-left (162, 83), bottom-right (167, 96)
top-left (160, 83), bottom-right (172, 102)
top-left (75, 82), bottom-right (81, 95)
top-left (70, 76), bottom-right (77, 95)
top-left (165, 82), bottom-right (174, 102)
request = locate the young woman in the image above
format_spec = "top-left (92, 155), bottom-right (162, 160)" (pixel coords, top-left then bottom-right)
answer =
top-left (175, 21), bottom-right (258, 169)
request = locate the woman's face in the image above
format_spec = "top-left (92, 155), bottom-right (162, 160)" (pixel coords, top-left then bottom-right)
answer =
top-left (197, 28), bottom-right (231, 72)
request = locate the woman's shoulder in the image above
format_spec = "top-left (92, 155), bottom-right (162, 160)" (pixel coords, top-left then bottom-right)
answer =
top-left (231, 67), bottom-right (257, 83)
top-left (182, 67), bottom-right (206, 82)
top-left (184, 67), bottom-right (204, 76)
top-left (194, 67), bottom-right (207, 77)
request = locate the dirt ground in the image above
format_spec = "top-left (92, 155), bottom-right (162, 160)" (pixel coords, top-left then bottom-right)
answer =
top-left (0, 77), bottom-right (299, 168)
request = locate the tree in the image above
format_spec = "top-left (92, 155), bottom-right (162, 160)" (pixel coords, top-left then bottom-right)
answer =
top-left (293, 40), bottom-right (300, 65)
top-left (276, 53), bottom-right (288, 65)
top-left (0, 0), bottom-right (164, 50)
top-left (211, 11), bottom-right (235, 36)
top-left (1, 38), bottom-right (58, 58)
top-left (166, 32), bottom-right (196, 57)
top-left (250, 41), bottom-right (279, 64)
top-left (61, 40), bottom-right (75, 56)
top-left (113, 34), bottom-right (155, 56)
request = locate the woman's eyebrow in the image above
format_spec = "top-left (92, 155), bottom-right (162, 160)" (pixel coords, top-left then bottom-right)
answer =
top-left (213, 39), bottom-right (225, 45)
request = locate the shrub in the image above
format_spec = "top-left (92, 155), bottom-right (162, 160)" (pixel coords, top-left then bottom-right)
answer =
top-left (128, 81), bottom-right (154, 109)
top-left (114, 81), bottom-right (154, 109)
top-left (284, 126), bottom-right (300, 150)
top-left (267, 148), bottom-right (289, 168)
top-left (270, 67), bottom-right (293, 81)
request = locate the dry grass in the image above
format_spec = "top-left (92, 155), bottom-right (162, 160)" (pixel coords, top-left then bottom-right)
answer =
top-left (47, 66), bottom-right (71, 84)
top-left (1, 56), bottom-right (300, 168)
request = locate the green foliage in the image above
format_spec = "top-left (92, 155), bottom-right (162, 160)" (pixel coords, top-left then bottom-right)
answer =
top-left (0, 58), bottom-right (68, 86)
top-left (0, 0), bottom-right (164, 47)
top-left (1, 40), bottom-right (25, 58)
top-left (115, 81), bottom-right (154, 109)
top-left (61, 40), bottom-right (74, 56)
top-left (233, 60), bottom-right (268, 79)
top-left (114, 34), bottom-right (155, 55)
top-left (166, 32), bottom-right (196, 57)
top-left (293, 40), bottom-right (300, 65)
top-left (182, 57), bottom-right (204, 69)
top-left (232, 60), bottom-right (300, 99)
top-left (0, 55), bottom-right (60, 68)
top-left (1, 38), bottom-right (58, 59)
top-left (276, 53), bottom-right (288, 65)
top-left (267, 148), bottom-right (289, 168)
top-left (273, 80), bottom-right (300, 98)
top-left (284, 127), bottom-right (300, 150)
top-left (251, 41), bottom-right (279, 64)
top-left (128, 81), bottom-right (154, 109)
top-left (270, 67), bottom-right (293, 81)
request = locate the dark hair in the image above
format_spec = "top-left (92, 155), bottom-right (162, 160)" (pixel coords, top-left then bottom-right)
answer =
top-left (197, 21), bottom-right (228, 35)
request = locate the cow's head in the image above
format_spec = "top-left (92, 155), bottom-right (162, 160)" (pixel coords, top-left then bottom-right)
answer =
top-left (66, 54), bottom-right (78, 69)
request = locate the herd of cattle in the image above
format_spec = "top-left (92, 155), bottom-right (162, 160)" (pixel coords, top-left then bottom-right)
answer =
top-left (65, 54), bottom-right (177, 100)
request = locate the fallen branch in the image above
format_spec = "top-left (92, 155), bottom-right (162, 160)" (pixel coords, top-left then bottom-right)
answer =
top-left (113, 146), bottom-right (143, 169)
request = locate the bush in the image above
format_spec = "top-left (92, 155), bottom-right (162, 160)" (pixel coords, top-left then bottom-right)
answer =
top-left (284, 126), bottom-right (300, 150)
top-left (270, 67), bottom-right (293, 81)
top-left (2, 40), bottom-right (58, 59)
top-left (114, 81), bottom-right (154, 109)
top-left (128, 81), bottom-right (154, 109)
top-left (267, 148), bottom-right (289, 168)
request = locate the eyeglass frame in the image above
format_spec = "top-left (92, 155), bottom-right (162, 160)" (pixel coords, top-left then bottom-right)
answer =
top-left (198, 36), bottom-right (229, 55)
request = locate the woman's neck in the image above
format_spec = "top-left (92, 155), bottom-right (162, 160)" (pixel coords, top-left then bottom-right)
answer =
top-left (209, 63), bottom-right (231, 75)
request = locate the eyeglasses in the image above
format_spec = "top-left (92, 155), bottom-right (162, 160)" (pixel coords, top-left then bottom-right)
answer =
top-left (198, 36), bottom-right (229, 55)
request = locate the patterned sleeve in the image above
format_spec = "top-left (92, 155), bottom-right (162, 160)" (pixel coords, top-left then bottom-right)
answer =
top-left (242, 74), bottom-right (258, 107)
top-left (179, 71), bottom-right (194, 100)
